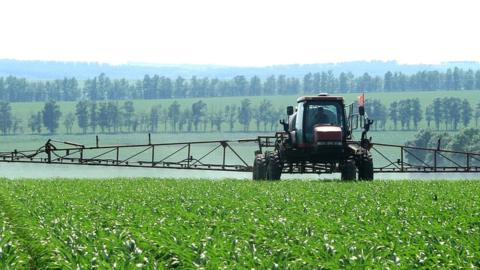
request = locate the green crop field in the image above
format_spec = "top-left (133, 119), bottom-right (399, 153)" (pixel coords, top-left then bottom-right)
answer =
top-left (8, 89), bottom-right (480, 134)
top-left (1, 179), bottom-right (479, 268)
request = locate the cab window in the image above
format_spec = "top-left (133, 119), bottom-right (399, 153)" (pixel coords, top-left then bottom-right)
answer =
top-left (303, 101), bottom-right (343, 143)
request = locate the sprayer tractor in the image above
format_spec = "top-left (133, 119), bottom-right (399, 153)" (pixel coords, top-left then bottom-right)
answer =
top-left (252, 93), bottom-right (374, 181)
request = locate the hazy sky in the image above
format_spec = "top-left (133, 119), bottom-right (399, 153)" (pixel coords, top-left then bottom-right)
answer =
top-left (1, 0), bottom-right (479, 66)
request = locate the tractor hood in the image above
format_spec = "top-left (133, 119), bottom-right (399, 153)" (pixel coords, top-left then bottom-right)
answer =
top-left (313, 126), bottom-right (342, 143)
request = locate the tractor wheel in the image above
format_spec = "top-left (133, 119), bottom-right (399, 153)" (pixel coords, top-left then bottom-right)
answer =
top-left (252, 153), bottom-right (267, 180)
top-left (341, 160), bottom-right (356, 181)
top-left (358, 158), bottom-right (374, 181)
top-left (266, 152), bottom-right (283, 181)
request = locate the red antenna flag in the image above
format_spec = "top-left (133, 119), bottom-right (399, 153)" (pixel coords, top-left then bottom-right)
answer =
top-left (358, 93), bottom-right (365, 106)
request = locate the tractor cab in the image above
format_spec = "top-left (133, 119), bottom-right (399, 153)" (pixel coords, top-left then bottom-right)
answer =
top-left (284, 94), bottom-right (349, 148)
top-left (255, 93), bottom-right (373, 181)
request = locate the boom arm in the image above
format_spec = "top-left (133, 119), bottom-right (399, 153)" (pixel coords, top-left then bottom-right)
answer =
top-left (0, 135), bottom-right (479, 174)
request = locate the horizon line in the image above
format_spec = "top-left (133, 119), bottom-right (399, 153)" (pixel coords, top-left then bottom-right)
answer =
top-left (1, 58), bottom-right (480, 68)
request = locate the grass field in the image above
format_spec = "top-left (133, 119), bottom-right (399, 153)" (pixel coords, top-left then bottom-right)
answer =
top-left (1, 179), bottom-right (479, 268)
top-left (9, 89), bottom-right (480, 134)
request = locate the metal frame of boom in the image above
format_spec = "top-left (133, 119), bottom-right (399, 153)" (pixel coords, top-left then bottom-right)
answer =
top-left (0, 134), bottom-right (479, 174)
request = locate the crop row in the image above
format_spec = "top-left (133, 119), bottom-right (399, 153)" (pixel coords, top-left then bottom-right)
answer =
top-left (0, 179), bottom-right (479, 268)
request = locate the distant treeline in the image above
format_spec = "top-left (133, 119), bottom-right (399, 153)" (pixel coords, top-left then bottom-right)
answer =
top-left (3, 59), bottom-right (480, 80)
top-left (0, 97), bottom-right (479, 135)
top-left (366, 97), bottom-right (480, 131)
top-left (1, 68), bottom-right (480, 102)
top-left (0, 99), bottom-right (284, 135)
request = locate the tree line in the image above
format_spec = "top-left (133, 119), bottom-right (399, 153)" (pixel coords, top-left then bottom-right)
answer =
top-left (356, 97), bottom-right (480, 131)
top-left (0, 99), bottom-right (284, 135)
top-left (0, 97), bottom-right (480, 135)
top-left (1, 68), bottom-right (480, 102)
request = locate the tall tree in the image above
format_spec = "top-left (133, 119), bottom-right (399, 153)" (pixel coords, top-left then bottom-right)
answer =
top-left (191, 100), bottom-right (207, 132)
top-left (258, 99), bottom-right (273, 131)
top-left (303, 73), bottom-right (314, 94)
top-left (411, 98), bottom-right (423, 130)
top-left (84, 77), bottom-right (98, 101)
top-left (452, 67), bottom-right (463, 90)
top-left (174, 76), bottom-right (187, 98)
top-left (238, 99), bottom-right (252, 132)
top-left (178, 108), bottom-right (191, 132)
top-left (168, 101), bottom-right (181, 132)
top-left (42, 100), bottom-right (62, 134)
top-left (0, 101), bottom-right (12, 135)
top-left (475, 102), bottom-right (480, 128)
top-left (75, 101), bottom-right (89, 134)
top-left (233, 76), bottom-right (248, 96)
top-left (464, 70), bottom-right (475, 90)
top-left (398, 100), bottom-right (411, 130)
top-left (388, 101), bottom-right (399, 130)
top-left (28, 112), bottom-right (42, 134)
top-left (122, 101), bottom-right (135, 132)
top-left (384, 71), bottom-right (393, 91)
top-left (461, 99), bottom-right (473, 128)
top-left (89, 102), bottom-right (98, 133)
top-left (425, 104), bottom-right (433, 128)
top-left (225, 105), bottom-right (237, 132)
top-left (263, 75), bottom-right (276, 95)
top-left (249, 76), bottom-right (262, 96)
top-left (432, 98), bottom-right (443, 130)
top-left (11, 116), bottom-right (22, 134)
top-left (210, 109), bottom-right (224, 132)
top-left (365, 99), bottom-right (387, 130)
top-left (148, 106), bottom-right (160, 132)
top-left (475, 71), bottom-right (480, 90)
top-left (98, 102), bottom-right (109, 133)
top-left (97, 73), bottom-right (111, 100)
top-left (277, 75), bottom-right (287, 95)
top-left (107, 102), bottom-right (121, 133)
top-left (446, 97), bottom-right (462, 130)
top-left (63, 112), bottom-right (75, 134)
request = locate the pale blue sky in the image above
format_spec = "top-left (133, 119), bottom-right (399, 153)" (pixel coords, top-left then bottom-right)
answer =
top-left (0, 0), bottom-right (479, 66)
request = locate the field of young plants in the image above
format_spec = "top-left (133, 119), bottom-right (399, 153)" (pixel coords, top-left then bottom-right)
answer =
top-left (1, 179), bottom-right (479, 268)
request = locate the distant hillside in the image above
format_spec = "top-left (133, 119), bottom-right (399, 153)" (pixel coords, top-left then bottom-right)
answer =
top-left (0, 59), bottom-right (479, 80)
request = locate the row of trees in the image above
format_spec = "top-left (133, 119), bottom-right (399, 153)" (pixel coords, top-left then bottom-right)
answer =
top-left (19, 99), bottom-right (285, 135)
top-left (1, 98), bottom-right (480, 135)
top-left (366, 99), bottom-right (424, 131)
top-left (2, 68), bottom-right (480, 102)
top-left (357, 97), bottom-right (480, 131)
top-left (0, 101), bottom-right (62, 135)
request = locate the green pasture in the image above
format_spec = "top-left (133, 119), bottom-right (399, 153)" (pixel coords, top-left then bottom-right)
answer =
top-left (8, 90), bottom-right (480, 134)
top-left (1, 179), bottom-right (479, 268)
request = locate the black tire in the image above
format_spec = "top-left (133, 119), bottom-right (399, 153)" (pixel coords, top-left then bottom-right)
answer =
top-left (358, 158), bottom-right (374, 181)
top-left (252, 154), bottom-right (267, 180)
top-left (266, 152), bottom-right (283, 181)
top-left (341, 160), bottom-right (356, 181)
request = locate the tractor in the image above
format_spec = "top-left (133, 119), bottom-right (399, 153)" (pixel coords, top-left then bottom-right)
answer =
top-left (252, 93), bottom-right (374, 181)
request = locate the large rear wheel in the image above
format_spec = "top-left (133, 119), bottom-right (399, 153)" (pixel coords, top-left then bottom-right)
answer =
top-left (341, 160), bottom-right (356, 181)
top-left (252, 153), bottom-right (267, 180)
top-left (358, 158), bottom-right (374, 181)
top-left (266, 152), bottom-right (283, 181)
